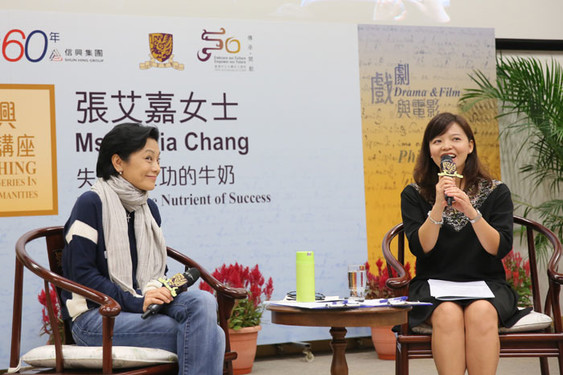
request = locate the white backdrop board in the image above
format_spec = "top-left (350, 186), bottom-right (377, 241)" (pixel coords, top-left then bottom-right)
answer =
top-left (0, 10), bottom-right (369, 362)
top-left (0, 9), bottom-right (501, 367)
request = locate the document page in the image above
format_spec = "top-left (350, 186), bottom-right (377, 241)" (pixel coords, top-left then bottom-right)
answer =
top-left (265, 296), bottom-right (432, 309)
top-left (428, 279), bottom-right (495, 300)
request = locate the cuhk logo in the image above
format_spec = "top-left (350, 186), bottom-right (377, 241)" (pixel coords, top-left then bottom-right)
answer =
top-left (140, 33), bottom-right (184, 71)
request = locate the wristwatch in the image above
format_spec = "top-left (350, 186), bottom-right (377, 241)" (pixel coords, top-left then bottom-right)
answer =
top-left (469, 209), bottom-right (482, 224)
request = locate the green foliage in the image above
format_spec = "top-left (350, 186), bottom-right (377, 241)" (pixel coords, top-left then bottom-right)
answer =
top-left (460, 56), bottom-right (563, 255)
top-left (199, 263), bottom-right (274, 330)
top-left (228, 293), bottom-right (263, 330)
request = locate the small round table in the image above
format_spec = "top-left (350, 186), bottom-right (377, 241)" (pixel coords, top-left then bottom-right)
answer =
top-left (267, 304), bottom-right (409, 375)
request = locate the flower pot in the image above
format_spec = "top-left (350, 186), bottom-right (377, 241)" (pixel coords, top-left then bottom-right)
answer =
top-left (371, 326), bottom-right (395, 360)
top-left (229, 325), bottom-right (262, 375)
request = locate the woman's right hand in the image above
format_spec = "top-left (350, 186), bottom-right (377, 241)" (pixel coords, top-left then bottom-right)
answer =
top-left (143, 287), bottom-right (173, 312)
top-left (435, 176), bottom-right (455, 207)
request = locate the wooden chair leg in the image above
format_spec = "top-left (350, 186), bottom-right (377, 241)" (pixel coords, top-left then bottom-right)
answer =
top-left (395, 343), bottom-right (401, 375)
top-left (539, 357), bottom-right (550, 375)
top-left (396, 342), bottom-right (408, 375)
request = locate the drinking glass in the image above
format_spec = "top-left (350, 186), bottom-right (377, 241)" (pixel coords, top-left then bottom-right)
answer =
top-left (348, 264), bottom-right (366, 300)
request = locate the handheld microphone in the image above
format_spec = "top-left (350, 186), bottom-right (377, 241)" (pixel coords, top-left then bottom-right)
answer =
top-left (440, 155), bottom-right (457, 206)
top-left (141, 267), bottom-right (201, 319)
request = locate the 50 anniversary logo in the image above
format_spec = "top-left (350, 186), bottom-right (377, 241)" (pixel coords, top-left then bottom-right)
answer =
top-left (197, 28), bottom-right (241, 62)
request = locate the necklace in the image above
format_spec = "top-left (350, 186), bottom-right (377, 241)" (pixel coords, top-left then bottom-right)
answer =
top-left (126, 211), bottom-right (132, 223)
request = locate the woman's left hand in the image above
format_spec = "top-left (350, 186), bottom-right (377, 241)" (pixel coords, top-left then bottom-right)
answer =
top-left (446, 184), bottom-right (500, 255)
top-left (443, 185), bottom-right (474, 216)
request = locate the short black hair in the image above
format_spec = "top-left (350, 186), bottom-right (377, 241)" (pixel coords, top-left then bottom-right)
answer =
top-left (96, 123), bottom-right (160, 180)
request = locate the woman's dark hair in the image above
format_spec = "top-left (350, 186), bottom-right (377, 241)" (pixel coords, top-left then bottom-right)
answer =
top-left (96, 123), bottom-right (160, 180)
top-left (413, 112), bottom-right (491, 202)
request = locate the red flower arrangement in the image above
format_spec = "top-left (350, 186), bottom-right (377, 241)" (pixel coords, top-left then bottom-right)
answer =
top-left (365, 258), bottom-right (412, 299)
top-left (37, 284), bottom-right (65, 344)
top-left (200, 263), bottom-right (274, 330)
top-left (502, 250), bottom-right (532, 307)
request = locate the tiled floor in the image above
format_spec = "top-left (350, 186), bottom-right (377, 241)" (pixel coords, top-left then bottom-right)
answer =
top-left (252, 348), bottom-right (560, 374)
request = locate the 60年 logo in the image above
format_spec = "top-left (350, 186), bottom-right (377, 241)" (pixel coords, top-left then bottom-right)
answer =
top-left (2, 29), bottom-right (49, 63)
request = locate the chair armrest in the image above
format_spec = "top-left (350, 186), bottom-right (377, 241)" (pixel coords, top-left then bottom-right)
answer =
top-left (542, 224), bottom-right (563, 333)
top-left (16, 235), bottom-right (120, 316)
top-left (166, 247), bottom-right (247, 300)
top-left (548, 267), bottom-right (563, 285)
top-left (381, 222), bottom-right (410, 295)
top-left (513, 216), bottom-right (563, 286)
top-left (547, 239), bottom-right (563, 286)
top-left (15, 227), bottom-right (121, 373)
top-left (384, 260), bottom-right (411, 294)
top-left (44, 270), bottom-right (121, 317)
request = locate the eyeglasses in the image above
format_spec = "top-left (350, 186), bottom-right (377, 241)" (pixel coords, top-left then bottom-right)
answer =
top-left (285, 291), bottom-right (325, 301)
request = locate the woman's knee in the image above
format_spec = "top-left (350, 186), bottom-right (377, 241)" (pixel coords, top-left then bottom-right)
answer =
top-left (174, 289), bottom-right (218, 317)
top-left (192, 289), bottom-right (218, 309)
top-left (465, 300), bottom-right (498, 332)
top-left (431, 302), bottom-right (464, 330)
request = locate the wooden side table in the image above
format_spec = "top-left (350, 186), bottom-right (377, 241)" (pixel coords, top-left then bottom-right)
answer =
top-left (266, 304), bottom-right (409, 375)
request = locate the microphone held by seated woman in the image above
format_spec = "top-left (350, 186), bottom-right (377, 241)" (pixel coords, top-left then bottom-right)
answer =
top-left (61, 123), bottom-right (225, 375)
top-left (401, 112), bottom-right (531, 375)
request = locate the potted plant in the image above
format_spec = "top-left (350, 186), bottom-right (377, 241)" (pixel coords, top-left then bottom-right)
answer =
top-left (502, 251), bottom-right (533, 307)
top-left (460, 56), bottom-right (563, 261)
top-left (200, 263), bottom-right (273, 375)
top-left (365, 259), bottom-right (412, 360)
top-left (37, 284), bottom-right (65, 345)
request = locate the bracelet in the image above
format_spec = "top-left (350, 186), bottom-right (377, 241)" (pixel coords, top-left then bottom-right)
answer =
top-left (427, 211), bottom-right (443, 225)
top-left (469, 209), bottom-right (482, 224)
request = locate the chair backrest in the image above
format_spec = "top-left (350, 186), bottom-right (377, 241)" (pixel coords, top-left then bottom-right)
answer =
top-left (10, 227), bottom-right (66, 368)
top-left (11, 226), bottom-right (98, 372)
top-left (39, 226), bottom-right (76, 345)
top-left (382, 215), bottom-right (562, 332)
top-left (11, 227), bottom-right (159, 374)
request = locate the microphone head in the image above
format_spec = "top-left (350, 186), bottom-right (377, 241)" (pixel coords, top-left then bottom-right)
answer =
top-left (185, 268), bottom-right (201, 286)
top-left (440, 154), bottom-right (456, 175)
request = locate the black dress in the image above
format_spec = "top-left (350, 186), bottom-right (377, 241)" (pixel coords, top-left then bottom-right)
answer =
top-left (401, 179), bottom-right (530, 329)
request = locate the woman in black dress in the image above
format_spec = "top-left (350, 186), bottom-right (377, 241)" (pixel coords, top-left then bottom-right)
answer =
top-left (401, 112), bottom-right (530, 374)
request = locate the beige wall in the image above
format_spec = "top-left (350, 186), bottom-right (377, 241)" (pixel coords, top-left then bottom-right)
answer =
top-left (496, 51), bottom-right (563, 219)
top-left (495, 50), bottom-right (563, 301)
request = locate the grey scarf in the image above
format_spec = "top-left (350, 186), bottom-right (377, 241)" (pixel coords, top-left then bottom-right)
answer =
top-left (92, 176), bottom-right (166, 296)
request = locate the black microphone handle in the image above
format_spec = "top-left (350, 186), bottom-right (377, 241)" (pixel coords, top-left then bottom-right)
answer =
top-left (141, 268), bottom-right (201, 319)
top-left (141, 302), bottom-right (162, 319)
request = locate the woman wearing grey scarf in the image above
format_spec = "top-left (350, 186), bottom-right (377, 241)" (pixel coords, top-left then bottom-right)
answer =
top-left (61, 123), bottom-right (225, 375)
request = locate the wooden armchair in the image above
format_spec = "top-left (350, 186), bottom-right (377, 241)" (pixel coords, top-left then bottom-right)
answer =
top-left (9, 226), bottom-right (247, 375)
top-left (381, 215), bottom-right (563, 375)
